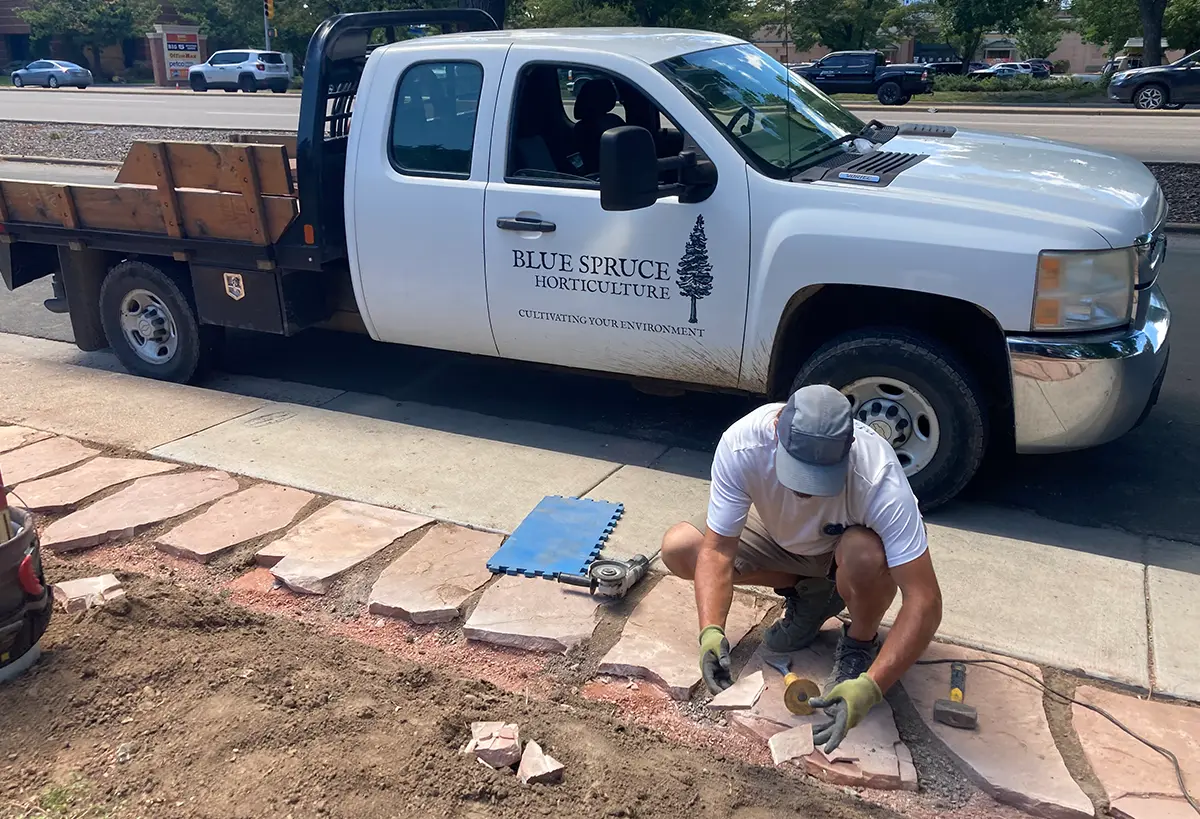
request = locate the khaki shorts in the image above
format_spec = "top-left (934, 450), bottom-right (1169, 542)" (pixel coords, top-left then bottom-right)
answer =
top-left (689, 508), bottom-right (836, 580)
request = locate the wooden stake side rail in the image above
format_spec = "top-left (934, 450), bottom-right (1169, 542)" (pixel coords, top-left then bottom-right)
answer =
top-left (0, 140), bottom-right (298, 246)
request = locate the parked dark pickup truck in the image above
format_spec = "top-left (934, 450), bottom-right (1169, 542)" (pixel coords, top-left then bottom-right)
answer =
top-left (792, 51), bottom-right (931, 105)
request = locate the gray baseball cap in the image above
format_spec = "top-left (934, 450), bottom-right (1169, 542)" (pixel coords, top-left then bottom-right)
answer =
top-left (775, 385), bottom-right (855, 496)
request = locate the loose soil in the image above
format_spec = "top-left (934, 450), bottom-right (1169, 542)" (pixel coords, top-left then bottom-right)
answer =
top-left (1, 573), bottom-right (910, 819)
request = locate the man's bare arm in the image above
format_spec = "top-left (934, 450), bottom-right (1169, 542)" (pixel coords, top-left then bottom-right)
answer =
top-left (695, 529), bottom-right (741, 631)
top-left (866, 550), bottom-right (942, 693)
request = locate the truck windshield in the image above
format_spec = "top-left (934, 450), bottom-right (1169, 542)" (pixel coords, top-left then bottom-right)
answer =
top-left (659, 44), bottom-right (865, 176)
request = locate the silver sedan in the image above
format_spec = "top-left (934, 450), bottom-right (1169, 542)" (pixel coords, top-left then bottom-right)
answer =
top-left (10, 60), bottom-right (93, 89)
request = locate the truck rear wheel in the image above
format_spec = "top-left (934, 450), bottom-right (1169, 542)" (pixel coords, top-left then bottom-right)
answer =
top-left (99, 260), bottom-right (219, 384)
top-left (876, 81), bottom-right (903, 105)
top-left (791, 329), bottom-right (987, 510)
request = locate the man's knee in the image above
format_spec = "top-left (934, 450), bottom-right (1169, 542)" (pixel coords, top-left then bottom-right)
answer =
top-left (661, 522), bottom-right (703, 580)
top-left (835, 525), bottom-right (888, 581)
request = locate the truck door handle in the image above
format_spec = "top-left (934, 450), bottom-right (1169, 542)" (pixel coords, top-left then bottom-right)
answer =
top-left (497, 216), bottom-right (556, 233)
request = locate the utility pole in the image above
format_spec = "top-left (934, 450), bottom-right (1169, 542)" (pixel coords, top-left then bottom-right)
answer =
top-left (264, 0), bottom-right (274, 50)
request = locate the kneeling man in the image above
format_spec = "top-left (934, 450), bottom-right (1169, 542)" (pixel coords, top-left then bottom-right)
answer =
top-left (662, 385), bottom-right (942, 753)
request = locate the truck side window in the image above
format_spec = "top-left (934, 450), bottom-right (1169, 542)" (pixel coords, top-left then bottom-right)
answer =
top-left (389, 61), bottom-right (484, 178)
top-left (507, 63), bottom-right (693, 186)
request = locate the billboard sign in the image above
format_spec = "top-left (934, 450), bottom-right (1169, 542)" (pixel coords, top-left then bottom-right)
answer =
top-left (164, 31), bottom-right (201, 81)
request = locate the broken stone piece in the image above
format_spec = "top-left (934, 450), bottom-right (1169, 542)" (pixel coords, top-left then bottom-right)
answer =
top-left (710, 670), bottom-right (765, 711)
top-left (518, 740), bottom-right (564, 785)
top-left (768, 724), bottom-right (814, 766)
top-left (469, 722), bottom-right (521, 769)
top-left (52, 574), bottom-right (125, 613)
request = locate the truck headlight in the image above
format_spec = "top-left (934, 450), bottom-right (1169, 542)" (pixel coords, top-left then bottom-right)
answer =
top-left (1032, 248), bottom-right (1136, 331)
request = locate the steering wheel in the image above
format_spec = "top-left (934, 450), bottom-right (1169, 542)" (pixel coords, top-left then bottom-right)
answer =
top-left (725, 105), bottom-right (756, 136)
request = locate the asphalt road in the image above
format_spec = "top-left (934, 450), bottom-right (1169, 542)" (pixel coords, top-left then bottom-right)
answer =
top-left (1, 88), bottom-right (1197, 161)
top-left (2, 232), bottom-right (1198, 546)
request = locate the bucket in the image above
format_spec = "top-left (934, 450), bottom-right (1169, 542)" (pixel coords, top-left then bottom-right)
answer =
top-left (0, 507), bottom-right (53, 683)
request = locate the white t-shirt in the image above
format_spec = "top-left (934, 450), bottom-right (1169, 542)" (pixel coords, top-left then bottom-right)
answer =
top-left (706, 403), bottom-right (928, 569)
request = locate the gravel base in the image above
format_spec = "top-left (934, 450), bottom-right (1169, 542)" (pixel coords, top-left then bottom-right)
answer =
top-left (2, 120), bottom-right (1197, 224)
top-left (0, 121), bottom-right (289, 164)
top-left (1146, 163), bottom-right (1200, 224)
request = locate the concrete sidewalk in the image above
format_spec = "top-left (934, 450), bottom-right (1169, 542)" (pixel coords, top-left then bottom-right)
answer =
top-left (2, 331), bottom-right (1194, 697)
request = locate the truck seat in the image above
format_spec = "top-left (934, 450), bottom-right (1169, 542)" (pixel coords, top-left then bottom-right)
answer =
top-left (572, 78), bottom-right (624, 174)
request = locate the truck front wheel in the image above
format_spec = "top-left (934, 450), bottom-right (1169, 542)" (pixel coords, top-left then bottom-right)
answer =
top-left (99, 260), bottom-right (219, 384)
top-left (876, 81), bottom-right (903, 105)
top-left (791, 330), bottom-right (987, 510)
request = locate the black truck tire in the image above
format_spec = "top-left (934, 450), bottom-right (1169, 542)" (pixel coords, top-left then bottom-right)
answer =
top-left (98, 260), bottom-right (220, 384)
top-left (791, 329), bottom-right (987, 510)
top-left (190, 74), bottom-right (207, 91)
top-left (876, 81), bottom-right (903, 105)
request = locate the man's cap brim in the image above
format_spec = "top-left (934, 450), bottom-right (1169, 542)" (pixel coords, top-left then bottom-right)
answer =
top-left (775, 441), bottom-right (848, 497)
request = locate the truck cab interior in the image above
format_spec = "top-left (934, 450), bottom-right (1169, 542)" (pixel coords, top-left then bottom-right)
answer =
top-left (507, 63), bottom-right (692, 185)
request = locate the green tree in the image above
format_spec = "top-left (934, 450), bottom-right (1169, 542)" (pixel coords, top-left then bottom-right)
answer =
top-left (510, 0), bottom-right (635, 28)
top-left (175, 0), bottom-right (261, 52)
top-left (1014, 0), bottom-right (1067, 58)
top-left (933, 0), bottom-right (1038, 71)
top-left (789, 0), bottom-right (900, 51)
top-left (1164, 0), bottom-right (1200, 53)
top-left (21, 0), bottom-right (162, 75)
top-left (1069, 0), bottom-right (1140, 57)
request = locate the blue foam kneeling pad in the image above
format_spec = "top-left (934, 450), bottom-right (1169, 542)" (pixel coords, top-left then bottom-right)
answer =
top-left (486, 495), bottom-right (623, 579)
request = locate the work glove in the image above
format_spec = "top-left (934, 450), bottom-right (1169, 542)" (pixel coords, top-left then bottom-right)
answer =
top-left (809, 673), bottom-right (883, 754)
top-left (698, 625), bottom-right (733, 694)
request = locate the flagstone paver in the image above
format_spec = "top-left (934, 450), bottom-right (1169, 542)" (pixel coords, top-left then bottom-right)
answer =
top-left (710, 669), bottom-right (765, 711)
top-left (769, 724), bottom-right (814, 766)
top-left (368, 523), bottom-right (501, 624)
top-left (0, 425), bottom-right (52, 455)
top-left (52, 574), bottom-right (125, 613)
top-left (518, 740), bottom-right (564, 784)
top-left (157, 484), bottom-right (314, 563)
top-left (903, 642), bottom-right (1092, 818)
top-left (265, 500), bottom-right (432, 595)
top-left (42, 471), bottom-right (239, 552)
top-left (597, 575), bottom-right (768, 699)
top-left (727, 619), bottom-right (910, 791)
top-left (464, 574), bottom-right (600, 653)
top-left (16, 457), bottom-right (178, 512)
top-left (1110, 797), bottom-right (1199, 819)
top-left (2, 437), bottom-right (97, 485)
top-left (1074, 685), bottom-right (1200, 815)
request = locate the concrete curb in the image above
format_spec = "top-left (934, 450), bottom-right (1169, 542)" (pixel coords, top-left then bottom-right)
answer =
top-left (0, 85), bottom-right (298, 97)
top-left (0, 154), bottom-right (121, 168)
top-left (1167, 223), bottom-right (1200, 234)
top-left (850, 102), bottom-right (1200, 116)
top-left (0, 118), bottom-right (293, 134)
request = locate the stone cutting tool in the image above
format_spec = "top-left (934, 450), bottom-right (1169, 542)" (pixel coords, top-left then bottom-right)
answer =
top-left (556, 550), bottom-right (659, 599)
top-left (762, 655), bottom-right (822, 716)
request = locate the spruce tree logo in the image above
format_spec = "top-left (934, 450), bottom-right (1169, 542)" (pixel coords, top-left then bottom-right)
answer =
top-left (675, 215), bottom-right (714, 324)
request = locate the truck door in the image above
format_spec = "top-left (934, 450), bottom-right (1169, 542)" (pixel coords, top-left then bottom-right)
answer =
top-left (482, 49), bottom-right (751, 388)
top-left (813, 54), bottom-right (848, 93)
top-left (347, 42), bottom-right (510, 357)
top-left (844, 53), bottom-right (877, 92)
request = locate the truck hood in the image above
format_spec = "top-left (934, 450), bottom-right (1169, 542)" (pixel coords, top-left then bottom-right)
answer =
top-left (875, 129), bottom-right (1163, 246)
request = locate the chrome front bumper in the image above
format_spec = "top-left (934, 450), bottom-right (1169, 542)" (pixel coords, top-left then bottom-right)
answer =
top-left (1007, 283), bottom-right (1170, 453)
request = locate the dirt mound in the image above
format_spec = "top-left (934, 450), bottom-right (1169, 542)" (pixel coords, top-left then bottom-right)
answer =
top-left (1, 576), bottom-right (900, 819)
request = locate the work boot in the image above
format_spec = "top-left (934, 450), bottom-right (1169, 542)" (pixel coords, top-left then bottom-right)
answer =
top-left (826, 624), bottom-right (881, 691)
top-left (762, 577), bottom-right (846, 653)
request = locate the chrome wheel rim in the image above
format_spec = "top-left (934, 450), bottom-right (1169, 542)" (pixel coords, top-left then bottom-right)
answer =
top-left (841, 378), bottom-right (940, 475)
top-left (118, 288), bottom-right (178, 365)
top-left (1139, 87), bottom-right (1163, 108)
top-left (48, 77), bottom-right (57, 88)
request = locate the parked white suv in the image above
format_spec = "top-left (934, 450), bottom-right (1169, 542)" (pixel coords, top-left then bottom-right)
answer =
top-left (188, 50), bottom-right (289, 93)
